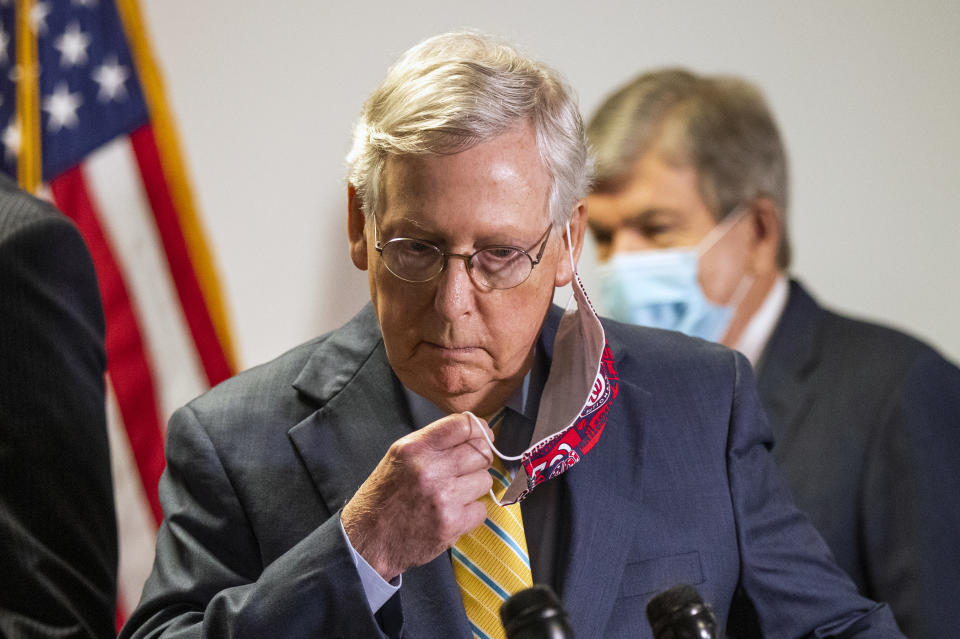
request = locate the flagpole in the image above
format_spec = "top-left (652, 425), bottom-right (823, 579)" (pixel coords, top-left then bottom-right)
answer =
top-left (114, 0), bottom-right (238, 372)
top-left (15, 0), bottom-right (41, 193)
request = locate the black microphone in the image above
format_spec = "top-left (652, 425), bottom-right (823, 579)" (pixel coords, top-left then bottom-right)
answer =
top-left (645, 584), bottom-right (717, 639)
top-left (500, 585), bottom-right (574, 638)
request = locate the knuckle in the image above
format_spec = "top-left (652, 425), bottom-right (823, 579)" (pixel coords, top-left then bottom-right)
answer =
top-left (436, 508), bottom-right (461, 539)
top-left (481, 470), bottom-right (493, 492)
top-left (414, 469), bottom-right (434, 495)
top-left (414, 456), bottom-right (442, 486)
top-left (430, 482), bottom-right (451, 511)
top-left (465, 501), bottom-right (487, 529)
top-left (388, 437), bottom-right (411, 460)
top-left (452, 414), bottom-right (473, 438)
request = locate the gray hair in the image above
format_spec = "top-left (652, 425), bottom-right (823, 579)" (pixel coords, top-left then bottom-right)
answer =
top-left (346, 31), bottom-right (592, 228)
top-left (587, 69), bottom-right (792, 268)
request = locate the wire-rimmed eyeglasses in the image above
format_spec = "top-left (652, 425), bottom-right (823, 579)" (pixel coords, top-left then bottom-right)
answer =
top-left (373, 216), bottom-right (552, 290)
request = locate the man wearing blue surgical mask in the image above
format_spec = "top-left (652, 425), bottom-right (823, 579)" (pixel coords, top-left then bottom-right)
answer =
top-left (585, 69), bottom-right (960, 639)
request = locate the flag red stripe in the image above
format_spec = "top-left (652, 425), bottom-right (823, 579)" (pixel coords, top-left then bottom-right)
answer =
top-left (129, 124), bottom-right (232, 386)
top-left (51, 167), bottom-right (166, 525)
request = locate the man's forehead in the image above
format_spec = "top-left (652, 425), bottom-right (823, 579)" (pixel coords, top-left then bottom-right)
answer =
top-left (592, 153), bottom-right (703, 209)
top-left (378, 130), bottom-right (551, 236)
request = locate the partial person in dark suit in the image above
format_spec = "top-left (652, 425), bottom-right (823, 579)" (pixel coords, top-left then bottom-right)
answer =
top-left (585, 68), bottom-right (960, 639)
top-left (121, 33), bottom-right (904, 638)
top-left (0, 173), bottom-right (117, 637)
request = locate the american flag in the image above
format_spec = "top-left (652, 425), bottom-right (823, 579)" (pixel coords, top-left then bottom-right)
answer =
top-left (1, 0), bottom-right (235, 625)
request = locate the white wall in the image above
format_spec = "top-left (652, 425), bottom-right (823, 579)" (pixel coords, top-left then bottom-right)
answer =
top-left (141, 0), bottom-right (960, 368)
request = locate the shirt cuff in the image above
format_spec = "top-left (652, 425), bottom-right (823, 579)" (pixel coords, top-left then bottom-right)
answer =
top-left (339, 517), bottom-right (401, 613)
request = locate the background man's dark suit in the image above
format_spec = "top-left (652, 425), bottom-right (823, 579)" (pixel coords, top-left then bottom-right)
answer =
top-left (122, 304), bottom-right (899, 638)
top-left (758, 280), bottom-right (960, 639)
top-left (0, 174), bottom-right (117, 638)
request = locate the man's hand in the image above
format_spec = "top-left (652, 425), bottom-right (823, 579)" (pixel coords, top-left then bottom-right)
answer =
top-left (341, 412), bottom-right (495, 581)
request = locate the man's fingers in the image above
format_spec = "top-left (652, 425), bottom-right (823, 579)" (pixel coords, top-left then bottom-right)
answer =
top-left (419, 412), bottom-right (495, 454)
top-left (448, 438), bottom-right (494, 476)
top-left (440, 472), bottom-right (494, 543)
top-left (453, 467), bottom-right (495, 502)
top-left (458, 499), bottom-right (490, 538)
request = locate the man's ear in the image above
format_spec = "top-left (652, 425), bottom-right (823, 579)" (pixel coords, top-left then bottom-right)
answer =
top-left (555, 202), bottom-right (587, 287)
top-left (347, 184), bottom-right (368, 271)
top-left (747, 197), bottom-right (782, 276)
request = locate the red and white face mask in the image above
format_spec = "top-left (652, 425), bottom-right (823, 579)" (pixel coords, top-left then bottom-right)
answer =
top-left (473, 222), bottom-right (619, 505)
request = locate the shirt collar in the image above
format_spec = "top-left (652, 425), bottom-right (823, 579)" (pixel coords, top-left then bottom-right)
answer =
top-left (734, 274), bottom-right (789, 366)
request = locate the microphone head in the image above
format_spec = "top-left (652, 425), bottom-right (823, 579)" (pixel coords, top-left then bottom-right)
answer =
top-left (646, 584), bottom-right (717, 639)
top-left (500, 585), bottom-right (572, 638)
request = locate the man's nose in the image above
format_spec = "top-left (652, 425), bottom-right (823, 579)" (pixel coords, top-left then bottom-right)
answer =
top-left (433, 255), bottom-right (476, 319)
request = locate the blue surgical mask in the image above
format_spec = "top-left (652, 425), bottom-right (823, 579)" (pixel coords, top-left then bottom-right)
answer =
top-left (597, 209), bottom-right (751, 342)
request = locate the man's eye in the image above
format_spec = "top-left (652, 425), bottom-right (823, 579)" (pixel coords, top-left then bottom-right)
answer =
top-left (485, 247), bottom-right (519, 260)
top-left (587, 221), bottom-right (613, 246)
top-left (404, 240), bottom-right (435, 254)
top-left (593, 229), bottom-right (613, 246)
top-left (642, 223), bottom-right (672, 236)
top-left (628, 219), bottom-right (672, 238)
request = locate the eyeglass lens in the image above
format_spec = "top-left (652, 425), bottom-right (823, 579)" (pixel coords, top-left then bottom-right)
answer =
top-left (380, 240), bottom-right (533, 289)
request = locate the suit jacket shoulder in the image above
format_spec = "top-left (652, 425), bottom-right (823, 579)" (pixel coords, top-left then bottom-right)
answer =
top-left (601, 315), bottom-right (746, 410)
top-left (758, 280), bottom-right (960, 639)
top-left (762, 280), bottom-right (951, 392)
top-left (183, 304), bottom-right (383, 434)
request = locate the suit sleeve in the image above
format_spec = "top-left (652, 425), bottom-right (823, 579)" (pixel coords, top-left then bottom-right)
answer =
top-left (119, 405), bottom-right (399, 639)
top-left (0, 211), bottom-right (117, 638)
top-left (860, 349), bottom-right (960, 639)
top-left (723, 352), bottom-right (904, 639)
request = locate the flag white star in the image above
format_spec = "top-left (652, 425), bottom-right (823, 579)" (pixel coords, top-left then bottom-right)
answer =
top-left (43, 82), bottom-right (83, 132)
top-left (3, 119), bottom-right (20, 162)
top-left (30, 2), bottom-right (51, 36)
top-left (0, 28), bottom-right (9, 65)
top-left (72, 0), bottom-right (98, 6)
top-left (92, 56), bottom-right (129, 102)
top-left (54, 22), bottom-right (91, 68)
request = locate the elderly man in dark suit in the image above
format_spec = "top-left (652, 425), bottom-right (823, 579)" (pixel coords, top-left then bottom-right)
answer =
top-left (585, 69), bottom-right (960, 639)
top-left (121, 34), bottom-right (904, 638)
top-left (0, 173), bottom-right (117, 638)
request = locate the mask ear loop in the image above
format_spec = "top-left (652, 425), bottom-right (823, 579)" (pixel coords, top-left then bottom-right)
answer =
top-left (727, 271), bottom-right (754, 312)
top-left (564, 221), bottom-right (576, 271)
top-left (696, 205), bottom-right (755, 313)
top-left (464, 411), bottom-right (522, 506)
top-left (465, 411), bottom-right (522, 461)
top-left (561, 220), bottom-right (578, 311)
top-left (696, 204), bottom-right (750, 257)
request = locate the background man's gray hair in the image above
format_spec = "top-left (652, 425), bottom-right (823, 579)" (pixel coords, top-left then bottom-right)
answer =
top-left (587, 69), bottom-right (792, 268)
top-left (347, 31), bottom-right (592, 228)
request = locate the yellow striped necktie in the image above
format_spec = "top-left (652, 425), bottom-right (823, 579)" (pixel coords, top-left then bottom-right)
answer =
top-left (452, 415), bottom-right (533, 639)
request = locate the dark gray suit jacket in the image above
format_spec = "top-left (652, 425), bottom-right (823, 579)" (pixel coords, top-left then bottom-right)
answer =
top-left (758, 280), bottom-right (960, 639)
top-left (121, 303), bottom-right (902, 638)
top-left (0, 174), bottom-right (117, 638)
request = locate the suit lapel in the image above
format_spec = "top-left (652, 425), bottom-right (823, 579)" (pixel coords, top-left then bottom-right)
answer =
top-left (756, 280), bottom-right (823, 444)
top-left (288, 338), bottom-right (411, 513)
top-left (548, 335), bottom-right (650, 638)
top-left (287, 305), bottom-right (471, 636)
